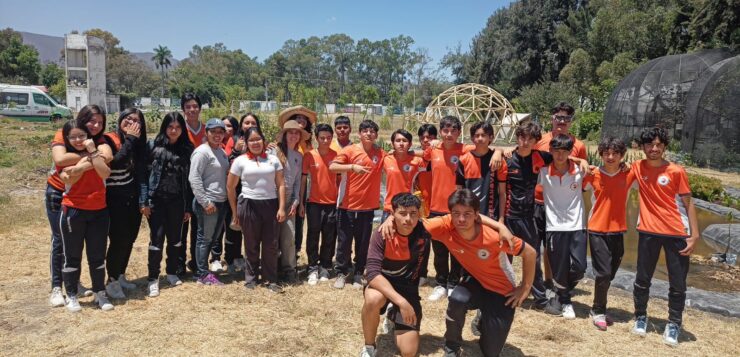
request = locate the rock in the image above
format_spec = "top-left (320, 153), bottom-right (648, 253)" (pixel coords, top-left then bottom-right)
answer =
top-left (693, 198), bottom-right (740, 220)
top-left (585, 259), bottom-right (740, 318)
top-left (702, 224), bottom-right (740, 255)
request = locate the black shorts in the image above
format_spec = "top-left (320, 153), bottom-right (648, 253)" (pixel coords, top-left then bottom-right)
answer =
top-left (375, 283), bottom-right (423, 331)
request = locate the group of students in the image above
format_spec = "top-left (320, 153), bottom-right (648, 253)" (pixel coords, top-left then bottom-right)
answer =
top-left (45, 95), bottom-right (699, 356)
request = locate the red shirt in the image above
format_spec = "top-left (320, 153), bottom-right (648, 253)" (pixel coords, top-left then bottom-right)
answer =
top-left (533, 132), bottom-right (587, 203)
top-left (186, 121), bottom-right (206, 148)
top-left (302, 149), bottom-right (339, 205)
top-left (382, 155), bottom-right (426, 212)
top-left (422, 143), bottom-right (474, 214)
top-left (333, 144), bottom-right (386, 211)
top-left (583, 168), bottom-right (634, 233)
top-left (47, 130), bottom-right (106, 192)
top-left (59, 166), bottom-right (107, 210)
top-left (423, 215), bottom-right (525, 295)
top-left (631, 160), bottom-right (692, 237)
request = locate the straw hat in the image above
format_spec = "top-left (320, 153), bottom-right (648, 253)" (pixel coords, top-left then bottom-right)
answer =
top-left (277, 120), bottom-right (310, 143)
top-left (278, 105), bottom-right (317, 127)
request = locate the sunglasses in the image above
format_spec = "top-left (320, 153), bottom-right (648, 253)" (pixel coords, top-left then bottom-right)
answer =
top-left (553, 115), bottom-right (574, 122)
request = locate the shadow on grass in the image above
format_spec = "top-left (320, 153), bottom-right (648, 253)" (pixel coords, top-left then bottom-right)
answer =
top-left (373, 332), bottom-right (527, 356)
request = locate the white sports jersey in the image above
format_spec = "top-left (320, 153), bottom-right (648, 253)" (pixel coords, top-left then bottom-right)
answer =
top-left (538, 161), bottom-right (586, 232)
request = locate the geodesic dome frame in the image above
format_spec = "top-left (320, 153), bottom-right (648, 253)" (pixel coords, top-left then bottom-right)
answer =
top-left (421, 83), bottom-right (517, 142)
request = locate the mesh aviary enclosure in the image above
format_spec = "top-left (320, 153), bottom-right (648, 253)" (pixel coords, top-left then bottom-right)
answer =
top-left (421, 83), bottom-right (516, 141)
top-left (603, 48), bottom-right (739, 168)
top-left (682, 56), bottom-right (740, 168)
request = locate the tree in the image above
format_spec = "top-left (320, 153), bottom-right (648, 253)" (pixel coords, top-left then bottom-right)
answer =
top-left (152, 45), bottom-right (172, 97)
top-left (40, 63), bottom-right (64, 88)
top-left (559, 48), bottom-right (594, 109)
top-left (0, 28), bottom-right (41, 84)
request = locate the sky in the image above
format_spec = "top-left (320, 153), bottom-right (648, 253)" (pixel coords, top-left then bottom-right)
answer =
top-left (0, 0), bottom-right (510, 74)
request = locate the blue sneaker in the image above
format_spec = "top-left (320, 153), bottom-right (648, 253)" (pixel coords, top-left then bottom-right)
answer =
top-left (632, 315), bottom-right (648, 336)
top-left (663, 322), bottom-right (680, 347)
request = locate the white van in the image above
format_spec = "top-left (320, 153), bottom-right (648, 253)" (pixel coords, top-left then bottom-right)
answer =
top-left (0, 84), bottom-right (73, 121)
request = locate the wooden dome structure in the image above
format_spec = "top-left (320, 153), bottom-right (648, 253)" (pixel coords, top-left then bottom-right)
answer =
top-left (421, 83), bottom-right (517, 141)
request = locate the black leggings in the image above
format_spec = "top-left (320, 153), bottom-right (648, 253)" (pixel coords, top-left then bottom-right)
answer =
top-left (445, 276), bottom-right (515, 356)
top-left (106, 194), bottom-right (142, 281)
top-left (60, 207), bottom-right (110, 295)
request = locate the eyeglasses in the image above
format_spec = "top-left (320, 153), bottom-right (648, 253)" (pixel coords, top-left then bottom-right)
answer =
top-left (553, 115), bottom-right (574, 122)
top-left (67, 134), bottom-right (88, 141)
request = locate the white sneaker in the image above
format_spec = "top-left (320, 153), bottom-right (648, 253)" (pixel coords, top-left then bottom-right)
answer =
top-left (106, 280), bottom-right (126, 299)
top-left (381, 303), bottom-right (394, 334)
top-left (233, 258), bottom-right (246, 272)
top-left (562, 304), bottom-right (576, 319)
top-left (210, 260), bottom-right (224, 273)
top-left (166, 274), bottom-right (182, 286)
top-left (118, 274), bottom-right (137, 290)
top-left (65, 296), bottom-right (82, 312)
top-left (428, 286), bottom-right (447, 301)
top-left (78, 283), bottom-right (93, 297)
top-left (352, 274), bottom-right (363, 289)
top-left (148, 280), bottom-right (160, 297)
top-left (359, 345), bottom-right (376, 357)
top-left (94, 291), bottom-right (114, 311)
top-left (307, 271), bottom-right (319, 286)
top-left (49, 287), bottom-right (65, 307)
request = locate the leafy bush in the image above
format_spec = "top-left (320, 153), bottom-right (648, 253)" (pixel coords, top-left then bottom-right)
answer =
top-left (687, 173), bottom-right (724, 201)
top-left (573, 111), bottom-right (603, 140)
top-left (379, 115), bottom-right (392, 131)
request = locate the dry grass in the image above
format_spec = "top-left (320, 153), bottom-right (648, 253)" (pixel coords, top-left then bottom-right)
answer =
top-left (0, 118), bottom-right (739, 356)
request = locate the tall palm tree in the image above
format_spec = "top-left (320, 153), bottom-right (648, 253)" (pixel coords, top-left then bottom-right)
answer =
top-left (152, 45), bottom-right (172, 97)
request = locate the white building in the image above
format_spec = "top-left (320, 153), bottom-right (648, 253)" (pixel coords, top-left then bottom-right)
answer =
top-left (65, 34), bottom-right (106, 112)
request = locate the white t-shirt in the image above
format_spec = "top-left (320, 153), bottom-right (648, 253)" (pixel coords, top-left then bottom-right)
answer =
top-left (230, 153), bottom-right (283, 200)
top-left (538, 161), bottom-right (586, 232)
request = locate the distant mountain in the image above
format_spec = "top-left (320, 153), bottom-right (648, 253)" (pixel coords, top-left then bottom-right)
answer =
top-left (18, 31), bottom-right (180, 69)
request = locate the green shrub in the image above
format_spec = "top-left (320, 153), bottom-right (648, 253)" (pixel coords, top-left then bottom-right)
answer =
top-left (687, 173), bottom-right (724, 201)
top-left (379, 115), bottom-right (392, 131)
top-left (573, 111), bottom-right (603, 140)
top-left (22, 134), bottom-right (55, 147)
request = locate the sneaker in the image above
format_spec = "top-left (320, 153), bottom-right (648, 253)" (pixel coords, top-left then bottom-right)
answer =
top-left (266, 283), bottom-right (284, 294)
top-left (418, 277), bottom-right (428, 287)
top-left (334, 273), bottom-right (347, 289)
top-left (544, 297), bottom-right (563, 316)
top-left (94, 291), bottom-right (114, 311)
top-left (663, 322), bottom-right (680, 347)
top-left (50, 287), bottom-right (65, 307)
top-left (197, 273), bottom-right (224, 286)
top-left (245, 281), bottom-right (257, 290)
top-left (442, 346), bottom-right (462, 357)
top-left (77, 283), bottom-right (93, 297)
top-left (210, 260), bottom-right (224, 273)
top-left (381, 303), bottom-right (394, 334)
top-left (318, 267), bottom-right (330, 282)
top-left (233, 258), bottom-right (246, 271)
top-left (632, 315), bottom-right (648, 337)
top-left (105, 280), bottom-right (126, 299)
top-left (470, 309), bottom-right (482, 336)
top-left (352, 274), bottom-right (363, 288)
top-left (307, 271), bottom-right (319, 286)
top-left (562, 304), bottom-right (576, 319)
top-left (65, 296), bottom-right (82, 313)
top-left (148, 280), bottom-right (160, 297)
top-left (359, 345), bottom-right (376, 357)
top-left (428, 286), bottom-right (447, 301)
top-left (166, 274), bottom-right (182, 286)
top-left (590, 311), bottom-right (608, 331)
top-left (118, 274), bottom-right (137, 290)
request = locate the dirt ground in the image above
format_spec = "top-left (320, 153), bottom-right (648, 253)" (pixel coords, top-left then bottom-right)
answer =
top-left (0, 118), bottom-right (738, 356)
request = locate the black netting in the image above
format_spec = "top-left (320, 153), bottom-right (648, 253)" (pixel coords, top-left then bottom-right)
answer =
top-left (602, 49), bottom-right (736, 154)
top-left (682, 56), bottom-right (740, 168)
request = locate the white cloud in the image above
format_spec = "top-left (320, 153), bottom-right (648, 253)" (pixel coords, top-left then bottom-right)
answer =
top-left (326, 16), bottom-right (337, 23)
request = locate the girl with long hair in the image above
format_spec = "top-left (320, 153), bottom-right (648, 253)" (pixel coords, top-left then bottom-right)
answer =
top-left (140, 112), bottom-right (195, 297)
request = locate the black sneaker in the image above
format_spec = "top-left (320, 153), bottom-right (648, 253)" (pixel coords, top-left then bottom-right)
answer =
top-left (544, 297), bottom-right (563, 316)
top-left (266, 283), bottom-right (284, 294)
top-left (470, 310), bottom-right (482, 336)
top-left (442, 345), bottom-right (462, 357)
